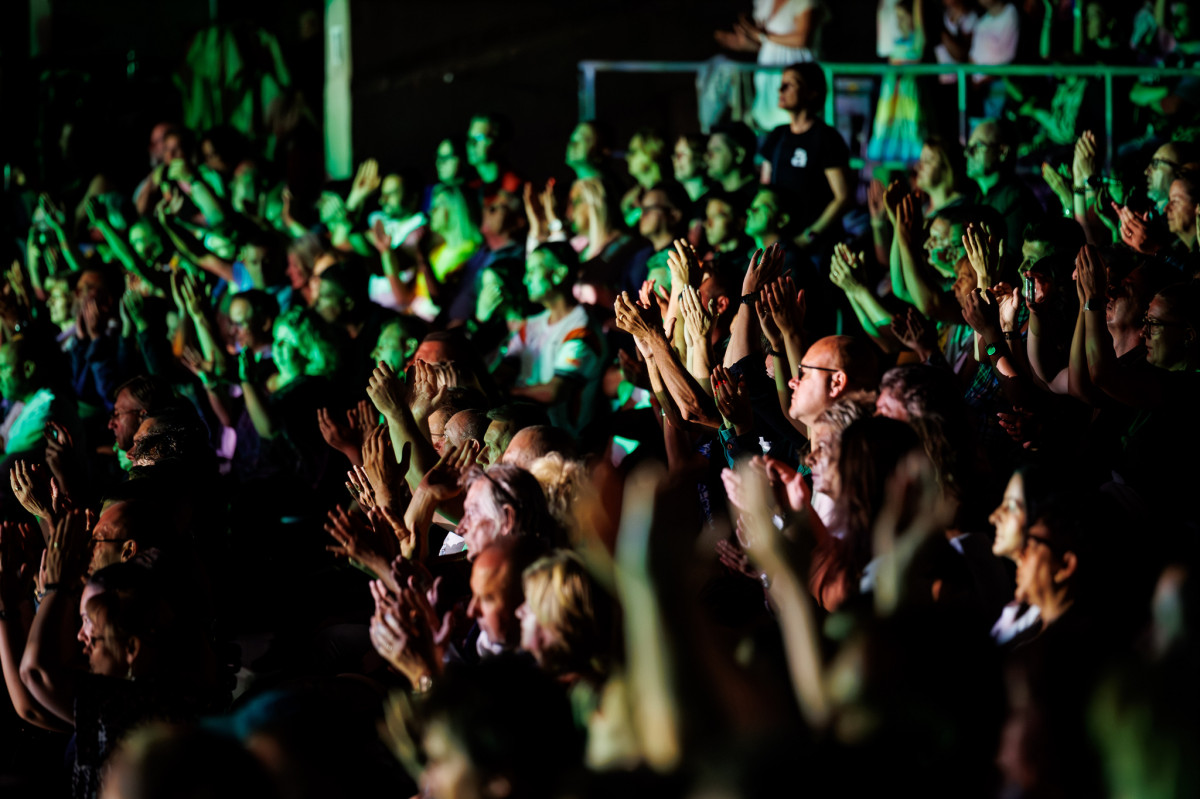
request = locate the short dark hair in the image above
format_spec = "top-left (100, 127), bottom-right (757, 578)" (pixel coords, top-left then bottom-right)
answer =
top-left (318, 259), bottom-right (370, 311)
top-left (783, 62), bottom-right (828, 109)
top-left (114, 375), bottom-right (177, 415)
top-left (533, 241), bottom-right (580, 274)
top-left (230, 289), bottom-right (280, 323)
top-left (924, 136), bottom-right (970, 196)
top-left (1024, 217), bottom-right (1086, 257)
top-left (709, 122), bottom-right (758, 168)
top-left (486, 402), bottom-right (550, 430)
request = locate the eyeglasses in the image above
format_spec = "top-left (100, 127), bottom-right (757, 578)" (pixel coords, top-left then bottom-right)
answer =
top-left (110, 408), bottom-right (144, 422)
top-left (1150, 157), bottom-right (1180, 170)
top-left (1141, 315), bottom-right (1185, 330)
top-left (965, 141), bottom-right (998, 155)
top-left (796, 363), bottom-right (839, 380)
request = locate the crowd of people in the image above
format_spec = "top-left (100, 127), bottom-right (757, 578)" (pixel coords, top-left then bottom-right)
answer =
top-left (1, 3), bottom-right (1199, 798)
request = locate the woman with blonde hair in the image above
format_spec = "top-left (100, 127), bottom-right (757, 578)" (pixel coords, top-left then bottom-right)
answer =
top-left (518, 549), bottom-right (613, 687)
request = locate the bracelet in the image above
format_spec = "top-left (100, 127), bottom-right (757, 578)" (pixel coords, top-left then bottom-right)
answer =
top-left (740, 292), bottom-right (759, 306)
top-left (765, 347), bottom-right (782, 357)
top-left (1073, 187), bottom-right (1088, 195)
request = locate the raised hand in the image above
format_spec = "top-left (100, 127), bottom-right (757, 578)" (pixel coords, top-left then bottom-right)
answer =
top-left (43, 509), bottom-right (91, 587)
top-left (666, 238), bottom-right (702, 291)
top-left (762, 275), bottom-right (805, 338)
top-left (960, 288), bottom-right (1000, 336)
top-left (829, 243), bottom-right (866, 294)
top-left (1073, 130), bottom-right (1098, 185)
top-left (417, 442), bottom-right (478, 502)
top-left (1074, 244), bottom-right (1108, 302)
top-left (10, 461), bottom-right (58, 521)
top-left (367, 360), bottom-right (407, 419)
top-left (406, 359), bottom-right (446, 423)
top-left (740, 244), bottom-right (783, 297)
top-left (867, 179), bottom-right (887, 224)
top-left (1112, 202), bottom-right (1159, 254)
top-left (638, 279), bottom-right (671, 324)
top-left (362, 425), bottom-right (411, 512)
top-left (346, 465), bottom-right (377, 510)
top-left (318, 407), bottom-right (364, 464)
top-left (992, 282), bottom-right (1023, 333)
top-left (890, 307), bottom-right (938, 361)
top-left (325, 504), bottom-right (397, 569)
top-left (43, 423), bottom-right (77, 502)
top-left (523, 181), bottom-right (546, 240)
top-left (715, 538), bottom-right (764, 582)
top-left (997, 406), bottom-right (1038, 450)
top-left (895, 193), bottom-right (921, 243)
top-left (369, 218), bottom-right (392, 255)
top-left (883, 179), bottom-right (909, 226)
top-left (961, 223), bottom-right (1002, 289)
top-left (1041, 162), bottom-right (1073, 213)
top-left (613, 291), bottom-right (659, 341)
top-left (679, 285), bottom-right (715, 347)
top-left (711, 365), bottom-right (752, 431)
top-left (373, 504), bottom-right (420, 561)
top-left (369, 579), bottom-right (451, 690)
top-left (346, 158), bottom-right (382, 210)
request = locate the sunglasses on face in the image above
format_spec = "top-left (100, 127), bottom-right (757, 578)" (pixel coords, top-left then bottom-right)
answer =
top-left (796, 363), bottom-right (839, 380)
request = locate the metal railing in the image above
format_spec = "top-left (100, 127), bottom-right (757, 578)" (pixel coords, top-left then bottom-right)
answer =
top-left (578, 61), bottom-right (1197, 168)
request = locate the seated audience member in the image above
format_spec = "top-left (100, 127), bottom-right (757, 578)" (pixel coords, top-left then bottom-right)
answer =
top-left (481, 402), bottom-right (550, 467)
top-left (705, 122), bottom-right (760, 216)
top-left (506, 243), bottom-right (607, 438)
top-left (965, 119), bottom-right (1043, 256)
top-left (702, 192), bottom-right (753, 274)
top-left (565, 120), bottom-right (613, 181)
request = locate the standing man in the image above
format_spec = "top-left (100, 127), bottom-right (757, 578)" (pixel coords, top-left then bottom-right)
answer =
top-left (965, 119), bottom-right (1042, 257)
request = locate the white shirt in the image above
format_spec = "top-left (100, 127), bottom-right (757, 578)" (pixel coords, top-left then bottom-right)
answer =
top-left (969, 4), bottom-right (1019, 68)
top-left (506, 305), bottom-right (604, 435)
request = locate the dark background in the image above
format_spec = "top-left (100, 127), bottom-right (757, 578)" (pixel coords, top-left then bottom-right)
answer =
top-left (0, 0), bottom-right (881, 191)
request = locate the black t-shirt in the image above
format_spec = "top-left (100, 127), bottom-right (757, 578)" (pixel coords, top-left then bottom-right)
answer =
top-left (759, 121), bottom-right (850, 232)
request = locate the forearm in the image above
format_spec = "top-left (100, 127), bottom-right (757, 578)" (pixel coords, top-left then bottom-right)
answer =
top-left (186, 180), bottom-right (227, 227)
top-left (808, 195), bottom-right (851, 239)
top-left (846, 292), bottom-right (897, 352)
top-left (723, 305), bottom-right (756, 367)
top-left (765, 566), bottom-right (830, 730)
top-left (509, 380), bottom-right (565, 405)
top-left (688, 338), bottom-right (713, 390)
top-left (241, 381), bottom-right (278, 439)
top-left (1066, 310), bottom-right (1097, 401)
top-left (648, 333), bottom-right (721, 426)
top-left (19, 591), bottom-right (77, 725)
top-left (0, 602), bottom-right (69, 731)
top-left (384, 409), bottom-right (438, 492)
top-left (96, 224), bottom-right (153, 284)
top-left (646, 356), bottom-right (689, 431)
top-left (889, 236), bottom-right (915, 304)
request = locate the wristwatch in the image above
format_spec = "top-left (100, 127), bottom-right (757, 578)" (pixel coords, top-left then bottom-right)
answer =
top-left (985, 343), bottom-right (999, 358)
top-left (741, 292), bottom-right (759, 306)
top-left (547, 219), bottom-right (563, 233)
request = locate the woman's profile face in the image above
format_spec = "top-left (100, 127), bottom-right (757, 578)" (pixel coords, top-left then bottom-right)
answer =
top-left (516, 599), bottom-right (559, 668)
top-left (83, 608), bottom-right (128, 678)
top-left (436, 139), bottom-right (461, 183)
top-left (989, 472), bottom-right (1026, 560)
top-left (805, 422), bottom-right (840, 498)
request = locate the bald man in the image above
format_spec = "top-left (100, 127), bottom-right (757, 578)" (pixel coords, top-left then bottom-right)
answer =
top-left (500, 424), bottom-right (576, 471)
top-left (787, 335), bottom-right (880, 430)
top-left (444, 409), bottom-right (490, 453)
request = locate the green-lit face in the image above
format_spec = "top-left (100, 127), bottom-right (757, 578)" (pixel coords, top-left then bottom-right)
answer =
top-left (524, 250), bottom-right (564, 303)
top-left (0, 345), bottom-right (26, 401)
top-left (271, 320), bottom-right (307, 378)
top-left (315, 279), bottom-right (349, 325)
top-left (745, 191), bottom-right (779, 237)
top-left (705, 134), bottom-right (736, 181)
top-left (627, 135), bottom-right (653, 182)
top-left (231, 166), bottom-right (258, 214)
top-left (371, 322), bottom-right (412, 372)
top-left (566, 123), bottom-right (598, 167)
top-left (924, 218), bottom-right (964, 278)
top-left (380, 175), bottom-right (406, 217)
top-left (240, 244), bottom-right (268, 287)
top-left (466, 118), bottom-right (494, 167)
top-left (704, 198), bottom-right (735, 247)
top-left (966, 124), bottom-right (1002, 180)
top-left (673, 138), bottom-right (699, 181)
top-left (430, 190), bottom-right (453, 236)
top-left (129, 223), bottom-right (163, 265)
top-left (435, 141), bottom-right (461, 183)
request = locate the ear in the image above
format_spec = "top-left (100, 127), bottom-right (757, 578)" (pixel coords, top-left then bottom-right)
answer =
top-left (552, 263), bottom-right (571, 286)
top-left (777, 210), bottom-right (790, 230)
top-left (403, 338), bottom-right (419, 360)
top-left (501, 503), bottom-right (517, 534)
top-left (734, 145), bottom-right (747, 166)
top-left (715, 296), bottom-right (730, 317)
top-left (828, 370), bottom-right (847, 398)
top-left (124, 634), bottom-right (142, 667)
top-left (120, 540), bottom-right (138, 562)
top-left (998, 144), bottom-right (1011, 162)
top-left (22, 360), bottom-right (35, 381)
top-left (1054, 551), bottom-right (1078, 585)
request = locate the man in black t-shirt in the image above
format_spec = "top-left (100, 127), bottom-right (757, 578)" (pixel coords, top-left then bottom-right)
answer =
top-left (759, 62), bottom-right (853, 251)
top-left (705, 122), bottom-right (760, 217)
